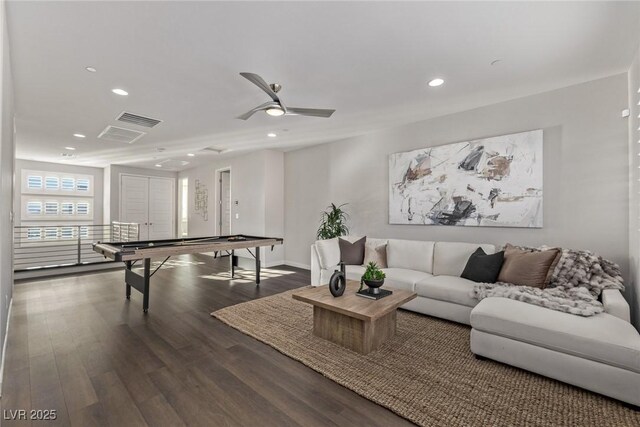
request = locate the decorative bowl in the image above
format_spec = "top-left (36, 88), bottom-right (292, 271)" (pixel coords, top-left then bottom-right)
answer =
top-left (363, 278), bottom-right (385, 294)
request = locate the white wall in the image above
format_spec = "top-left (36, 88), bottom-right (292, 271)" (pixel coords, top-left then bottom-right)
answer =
top-left (14, 159), bottom-right (104, 224)
top-left (284, 74), bottom-right (632, 319)
top-left (0, 0), bottom-right (14, 392)
top-left (629, 46), bottom-right (640, 328)
top-left (178, 150), bottom-right (284, 266)
top-left (264, 150), bottom-right (285, 265)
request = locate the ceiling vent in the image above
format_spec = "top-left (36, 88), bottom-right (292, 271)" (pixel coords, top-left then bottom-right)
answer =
top-left (200, 146), bottom-right (223, 154)
top-left (98, 125), bottom-right (146, 144)
top-left (116, 111), bottom-right (162, 128)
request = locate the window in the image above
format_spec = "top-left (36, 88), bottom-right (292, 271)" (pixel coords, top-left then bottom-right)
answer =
top-left (61, 202), bottom-right (74, 215)
top-left (60, 227), bottom-right (74, 239)
top-left (76, 202), bottom-right (89, 215)
top-left (80, 226), bottom-right (89, 238)
top-left (23, 171), bottom-right (92, 195)
top-left (26, 201), bottom-right (42, 215)
top-left (45, 176), bottom-right (59, 190)
top-left (61, 177), bottom-right (75, 191)
top-left (44, 201), bottom-right (59, 215)
top-left (44, 228), bottom-right (58, 239)
top-left (27, 175), bottom-right (43, 189)
top-left (76, 179), bottom-right (90, 192)
top-left (27, 228), bottom-right (41, 240)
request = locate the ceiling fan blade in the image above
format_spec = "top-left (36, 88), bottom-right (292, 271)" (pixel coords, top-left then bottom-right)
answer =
top-left (285, 107), bottom-right (335, 118)
top-left (236, 101), bottom-right (277, 120)
top-left (236, 109), bottom-right (259, 121)
top-left (239, 72), bottom-right (280, 102)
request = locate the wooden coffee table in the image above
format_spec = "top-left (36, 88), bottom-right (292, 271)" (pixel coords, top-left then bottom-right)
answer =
top-left (292, 281), bottom-right (417, 354)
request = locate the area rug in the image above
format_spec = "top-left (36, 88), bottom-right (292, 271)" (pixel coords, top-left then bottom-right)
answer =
top-left (211, 288), bottom-right (640, 427)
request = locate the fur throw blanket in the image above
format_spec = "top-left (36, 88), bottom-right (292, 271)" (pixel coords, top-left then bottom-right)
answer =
top-left (471, 247), bottom-right (624, 317)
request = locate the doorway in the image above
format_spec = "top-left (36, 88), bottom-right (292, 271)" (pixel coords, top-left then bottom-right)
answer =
top-left (179, 177), bottom-right (188, 237)
top-left (218, 169), bottom-right (231, 236)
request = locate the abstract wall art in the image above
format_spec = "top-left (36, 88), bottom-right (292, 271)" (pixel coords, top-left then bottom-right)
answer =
top-left (194, 179), bottom-right (209, 221)
top-left (389, 129), bottom-right (543, 228)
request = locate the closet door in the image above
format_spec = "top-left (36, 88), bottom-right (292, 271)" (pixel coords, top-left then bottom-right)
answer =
top-left (120, 175), bottom-right (150, 240)
top-left (148, 177), bottom-right (175, 240)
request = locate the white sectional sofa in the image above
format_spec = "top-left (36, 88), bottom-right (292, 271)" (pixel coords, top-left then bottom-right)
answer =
top-left (310, 236), bottom-right (640, 407)
top-left (312, 236), bottom-right (497, 324)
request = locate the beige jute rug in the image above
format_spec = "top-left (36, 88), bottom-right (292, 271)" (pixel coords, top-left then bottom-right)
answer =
top-left (211, 288), bottom-right (640, 426)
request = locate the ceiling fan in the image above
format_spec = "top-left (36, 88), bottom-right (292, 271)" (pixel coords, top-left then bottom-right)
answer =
top-left (236, 72), bottom-right (335, 120)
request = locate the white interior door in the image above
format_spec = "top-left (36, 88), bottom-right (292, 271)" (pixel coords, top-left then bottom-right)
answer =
top-left (149, 177), bottom-right (175, 240)
top-left (219, 171), bottom-right (231, 235)
top-left (121, 175), bottom-right (150, 240)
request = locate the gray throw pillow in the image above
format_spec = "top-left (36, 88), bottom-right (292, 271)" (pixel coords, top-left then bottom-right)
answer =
top-left (339, 237), bottom-right (366, 265)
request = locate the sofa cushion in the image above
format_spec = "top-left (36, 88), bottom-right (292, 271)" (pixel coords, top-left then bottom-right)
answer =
top-left (471, 298), bottom-right (640, 374)
top-left (415, 275), bottom-right (479, 307)
top-left (433, 242), bottom-right (495, 276)
top-left (345, 265), bottom-right (366, 282)
top-left (339, 236), bottom-right (366, 265)
top-left (386, 239), bottom-right (435, 273)
top-left (382, 268), bottom-right (432, 292)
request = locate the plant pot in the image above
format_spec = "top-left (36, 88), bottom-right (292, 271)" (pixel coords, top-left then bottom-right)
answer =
top-left (363, 279), bottom-right (385, 295)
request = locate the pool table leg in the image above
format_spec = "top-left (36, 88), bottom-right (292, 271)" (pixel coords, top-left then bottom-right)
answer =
top-left (230, 250), bottom-right (235, 278)
top-left (142, 258), bottom-right (151, 313)
top-left (125, 261), bottom-right (132, 299)
top-left (255, 246), bottom-right (261, 285)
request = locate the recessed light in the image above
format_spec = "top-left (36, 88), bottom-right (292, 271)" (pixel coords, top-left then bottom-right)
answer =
top-left (428, 78), bottom-right (444, 87)
top-left (73, 133), bottom-right (86, 138)
top-left (85, 67), bottom-right (97, 73)
top-left (155, 164), bottom-right (162, 168)
top-left (112, 88), bottom-right (128, 96)
top-left (187, 153), bottom-right (195, 157)
top-left (267, 133), bottom-right (277, 138)
top-left (265, 107), bottom-right (285, 117)
top-left (64, 146), bottom-right (76, 151)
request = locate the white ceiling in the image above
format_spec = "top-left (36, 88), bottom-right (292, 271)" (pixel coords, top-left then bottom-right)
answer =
top-left (8, 1), bottom-right (640, 171)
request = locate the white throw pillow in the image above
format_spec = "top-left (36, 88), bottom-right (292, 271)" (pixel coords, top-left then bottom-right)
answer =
top-left (315, 238), bottom-right (340, 269)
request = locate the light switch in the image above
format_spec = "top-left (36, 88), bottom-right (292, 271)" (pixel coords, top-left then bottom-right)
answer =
top-left (235, 213), bottom-right (239, 219)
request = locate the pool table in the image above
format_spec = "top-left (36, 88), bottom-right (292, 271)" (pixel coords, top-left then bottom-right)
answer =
top-left (93, 235), bottom-right (283, 312)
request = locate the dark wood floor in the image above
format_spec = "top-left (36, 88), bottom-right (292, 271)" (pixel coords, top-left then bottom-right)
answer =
top-left (0, 255), bottom-right (414, 426)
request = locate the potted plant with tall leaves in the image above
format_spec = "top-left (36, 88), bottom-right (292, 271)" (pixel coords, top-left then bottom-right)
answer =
top-left (316, 203), bottom-right (349, 240)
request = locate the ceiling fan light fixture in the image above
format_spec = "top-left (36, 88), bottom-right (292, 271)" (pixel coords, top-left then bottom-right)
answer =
top-left (265, 107), bottom-right (285, 117)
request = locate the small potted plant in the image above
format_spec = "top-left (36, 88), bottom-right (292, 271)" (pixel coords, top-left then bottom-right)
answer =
top-left (360, 262), bottom-right (386, 295)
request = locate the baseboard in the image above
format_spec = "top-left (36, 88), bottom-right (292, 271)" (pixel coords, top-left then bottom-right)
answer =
top-left (265, 260), bottom-right (285, 268)
top-left (14, 262), bottom-right (122, 281)
top-left (0, 297), bottom-right (13, 398)
top-left (284, 260), bottom-right (311, 270)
